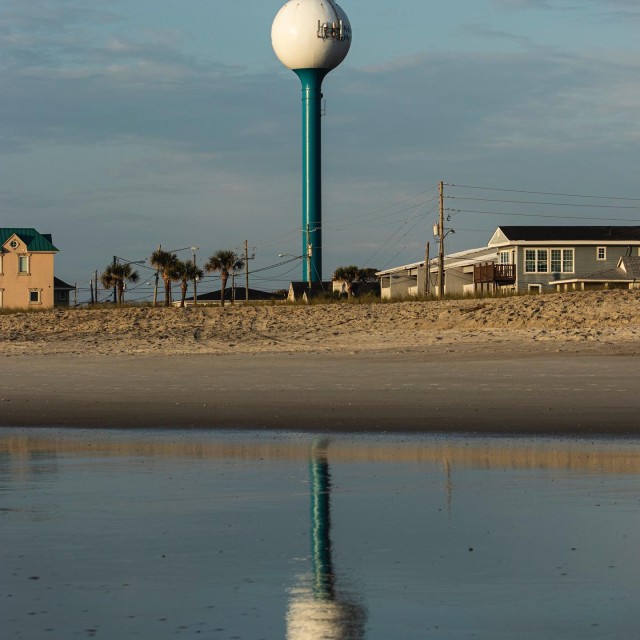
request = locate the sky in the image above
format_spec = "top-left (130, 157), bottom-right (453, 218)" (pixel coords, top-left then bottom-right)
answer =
top-left (2, 0), bottom-right (640, 299)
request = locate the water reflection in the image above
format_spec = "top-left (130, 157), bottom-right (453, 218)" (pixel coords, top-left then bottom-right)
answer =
top-left (2, 429), bottom-right (640, 639)
top-left (3, 430), bottom-right (640, 474)
top-left (287, 440), bottom-right (367, 640)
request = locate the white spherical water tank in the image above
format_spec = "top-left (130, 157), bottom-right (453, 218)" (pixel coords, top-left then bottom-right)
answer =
top-left (272, 0), bottom-right (352, 70)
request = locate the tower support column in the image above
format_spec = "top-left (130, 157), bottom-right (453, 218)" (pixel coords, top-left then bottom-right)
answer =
top-left (295, 68), bottom-right (328, 285)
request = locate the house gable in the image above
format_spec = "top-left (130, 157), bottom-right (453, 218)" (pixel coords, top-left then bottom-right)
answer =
top-left (619, 256), bottom-right (640, 279)
top-left (2, 234), bottom-right (29, 254)
top-left (488, 228), bottom-right (508, 246)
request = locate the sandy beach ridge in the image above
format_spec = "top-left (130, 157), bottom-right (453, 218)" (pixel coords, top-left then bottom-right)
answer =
top-left (2, 289), bottom-right (640, 357)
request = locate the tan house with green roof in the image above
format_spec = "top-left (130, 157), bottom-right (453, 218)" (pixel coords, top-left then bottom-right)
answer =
top-left (0, 228), bottom-right (59, 308)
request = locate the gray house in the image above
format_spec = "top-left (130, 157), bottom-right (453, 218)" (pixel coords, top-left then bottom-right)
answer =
top-left (377, 226), bottom-right (640, 298)
top-left (490, 226), bottom-right (640, 293)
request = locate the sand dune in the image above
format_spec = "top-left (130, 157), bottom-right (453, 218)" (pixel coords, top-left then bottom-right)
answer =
top-left (2, 289), bottom-right (640, 357)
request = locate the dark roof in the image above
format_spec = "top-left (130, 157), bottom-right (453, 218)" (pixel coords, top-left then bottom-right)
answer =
top-left (0, 228), bottom-right (59, 251)
top-left (577, 266), bottom-right (631, 282)
top-left (555, 256), bottom-right (640, 282)
top-left (621, 256), bottom-right (640, 279)
top-left (188, 287), bottom-right (283, 302)
top-left (499, 226), bottom-right (640, 242)
top-left (54, 277), bottom-right (75, 290)
top-left (288, 281), bottom-right (332, 299)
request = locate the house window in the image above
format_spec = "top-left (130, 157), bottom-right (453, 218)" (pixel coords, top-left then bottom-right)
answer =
top-left (525, 249), bottom-right (548, 273)
top-left (18, 255), bottom-right (29, 274)
top-left (550, 249), bottom-right (574, 273)
top-left (528, 284), bottom-right (542, 294)
top-left (499, 251), bottom-right (510, 264)
top-left (528, 248), bottom-right (573, 274)
top-left (597, 247), bottom-right (606, 261)
top-left (562, 249), bottom-right (574, 273)
top-left (29, 289), bottom-right (41, 304)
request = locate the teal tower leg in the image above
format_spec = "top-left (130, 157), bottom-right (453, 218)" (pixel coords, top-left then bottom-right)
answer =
top-left (294, 68), bottom-right (328, 285)
top-left (309, 439), bottom-right (334, 600)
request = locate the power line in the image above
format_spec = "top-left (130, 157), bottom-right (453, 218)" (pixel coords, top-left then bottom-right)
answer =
top-left (250, 226), bottom-right (301, 248)
top-left (344, 185), bottom-right (438, 222)
top-left (447, 196), bottom-right (640, 210)
top-left (446, 183), bottom-right (640, 203)
top-left (368, 208), bottom-right (434, 268)
top-left (325, 208), bottom-right (427, 232)
top-left (248, 256), bottom-right (301, 275)
top-left (446, 207), bottom-right (640, 223)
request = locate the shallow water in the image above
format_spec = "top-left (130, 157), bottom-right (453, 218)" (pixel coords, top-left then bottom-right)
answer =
top-left (2, 429), bottom-right (640, 639)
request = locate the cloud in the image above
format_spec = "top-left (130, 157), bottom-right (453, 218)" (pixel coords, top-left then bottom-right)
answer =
top-left (489, 0), bottom-right (552, 9)
top-left (489, 0), bottom-right (640, 20)
top-left (2, 1), bottom-right (640, 282)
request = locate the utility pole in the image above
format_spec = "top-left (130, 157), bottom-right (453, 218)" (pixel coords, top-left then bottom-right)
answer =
top-left (425, 242), bottom-right (430, 297)
top-left (112, 256), bottom-right (118, 303)
top-left (89, 279), bottom-right (94, 306)
top-left (94, 270), bottom-right (98, 305)
top-left (192, 246), bottom-right (198, 307)
top-left (244, 240), bottom-right (249, 302)
top-left (153, 244), bottom-right (160, 307)
top-left (438, 181), bottom-right (445, 299)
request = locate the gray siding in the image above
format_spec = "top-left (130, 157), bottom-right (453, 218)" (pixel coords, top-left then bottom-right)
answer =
top-left (515, 244), bottom-right (640, 292)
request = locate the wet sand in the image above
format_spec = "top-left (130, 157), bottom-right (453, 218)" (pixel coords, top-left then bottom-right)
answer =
top-left (1, 349), bottom-right (638, 434)
top-left (2, 291), bottom-right (640, 434)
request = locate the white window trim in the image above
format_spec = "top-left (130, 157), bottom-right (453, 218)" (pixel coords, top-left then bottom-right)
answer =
top-left (597, 246), bottom-right (606, 261)
top-left (528, 284), bottom-right (542, 293)
top-left (560, 248), bottom-right (575, 274)
top-left (525, 249), bottom-right (549, 273)
top-left (18, 254), bottom-right (31, 275)
top-left (28, 288), bottom-right (42, 305)
top-left (525, 247), bottom-right (574, 274)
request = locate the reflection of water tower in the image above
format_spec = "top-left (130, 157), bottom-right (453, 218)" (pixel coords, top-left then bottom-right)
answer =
top-left (272, 0), bottom-right (352, 286)
top-left (287, 440), bottom-right (366, 640)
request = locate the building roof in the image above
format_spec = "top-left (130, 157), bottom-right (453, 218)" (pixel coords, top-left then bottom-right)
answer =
top-left (497, 226), bottom-right (640, 243)
top-left (187, 287), bottom-right (284, 302)
top-left (621, 255), bottom-right (640, 279)
top-left (288, 281), bottom-right (331, 294)
top-left (54, 277), bottom-right (75, 290)
top-left (550, 256), bottom-right (640, 284)
top-left (0, 228), bottom-right (59, 252)
top-left (377, 246), bottom-right (496, 276)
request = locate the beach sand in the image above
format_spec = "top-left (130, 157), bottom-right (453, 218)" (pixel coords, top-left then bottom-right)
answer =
top-left (2, 289), bottom-right (640, 433)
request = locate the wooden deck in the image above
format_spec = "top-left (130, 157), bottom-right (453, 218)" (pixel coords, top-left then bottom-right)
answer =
top-left (474, 262), bottom-right (515, 284)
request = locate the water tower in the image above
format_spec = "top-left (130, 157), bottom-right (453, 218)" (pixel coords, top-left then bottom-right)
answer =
top-left (272, 0), bottom-right (352, 286)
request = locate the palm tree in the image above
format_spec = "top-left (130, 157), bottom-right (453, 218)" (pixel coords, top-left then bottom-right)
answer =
top-left (333, 265), bottom-right (363, 298)
top-left (175, 259), bottom-right (204, 308)
top-left (359, 268), bottom-right (378, 282)
top-left (101, 263), bottom-right (139, 305)
top-left (150, 249), bottom-right (179, 307)
top-left (204, 250), bottom-right (245, 307)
